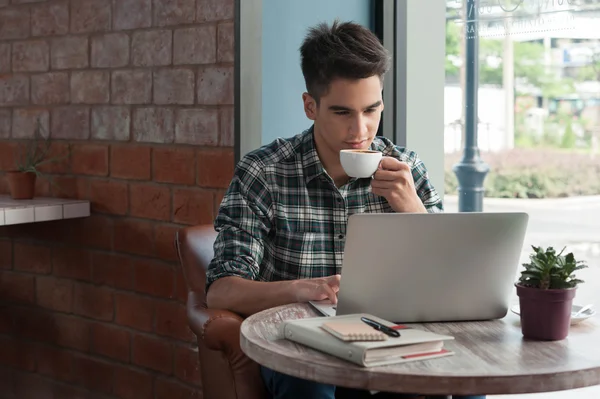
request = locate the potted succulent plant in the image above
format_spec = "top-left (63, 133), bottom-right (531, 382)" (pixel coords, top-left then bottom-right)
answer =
top-left (6, 119), bottom-right (67, 200)
top-left (515, 245), bottom-right (588, 341)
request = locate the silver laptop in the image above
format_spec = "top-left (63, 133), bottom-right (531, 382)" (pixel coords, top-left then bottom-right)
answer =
top-left (310, 212), bottom-right (529, 323)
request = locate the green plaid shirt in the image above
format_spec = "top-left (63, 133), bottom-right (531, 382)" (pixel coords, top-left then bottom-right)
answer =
top-left (206, 127), bottom-right (443, 290)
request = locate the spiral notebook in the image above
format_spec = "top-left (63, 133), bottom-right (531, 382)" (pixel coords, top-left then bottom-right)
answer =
top-left (322, 321), bottom-right (388, 341)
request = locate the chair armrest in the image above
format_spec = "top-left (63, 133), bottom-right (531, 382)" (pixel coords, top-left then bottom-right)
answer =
top-left (186, 290), bottom-right (244, 353)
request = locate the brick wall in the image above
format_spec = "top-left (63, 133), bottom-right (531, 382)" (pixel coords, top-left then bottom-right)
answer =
top-left (0, 0), bottom-right (234, 397)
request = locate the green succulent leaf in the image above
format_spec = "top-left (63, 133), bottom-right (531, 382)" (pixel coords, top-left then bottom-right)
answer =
top-left (517, 245), bottom-right (588, 289)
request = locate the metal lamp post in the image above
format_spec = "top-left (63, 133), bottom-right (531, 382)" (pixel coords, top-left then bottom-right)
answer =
top-left (452, 0), bottom-right (490, 212)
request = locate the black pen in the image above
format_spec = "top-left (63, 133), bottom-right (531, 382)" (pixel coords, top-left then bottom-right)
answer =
top-left (360, 317), bottom-right (400, 338)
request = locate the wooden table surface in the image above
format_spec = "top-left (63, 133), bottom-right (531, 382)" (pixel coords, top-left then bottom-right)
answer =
top-left (240, 303), bottom-right (600, 396)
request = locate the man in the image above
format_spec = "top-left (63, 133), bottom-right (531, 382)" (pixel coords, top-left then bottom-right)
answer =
top-left (206, 20), bottom-right (486, 399)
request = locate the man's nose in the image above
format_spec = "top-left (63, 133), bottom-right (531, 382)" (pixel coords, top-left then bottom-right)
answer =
top-left (349, 115), bottom-right (368, 136)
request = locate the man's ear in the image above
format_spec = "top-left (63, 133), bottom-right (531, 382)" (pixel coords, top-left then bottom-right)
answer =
top-left (302, 92), bottom-right (317, 121)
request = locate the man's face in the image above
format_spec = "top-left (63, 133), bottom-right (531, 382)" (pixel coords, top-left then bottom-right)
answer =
top-left (304, 76), bottom-right (384, 154)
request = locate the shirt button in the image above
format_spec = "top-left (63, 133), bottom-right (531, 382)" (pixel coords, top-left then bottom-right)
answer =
top-left (338, 234), bottom-right (344, 239)
top-left (336, 197), bottom-right (342, 203)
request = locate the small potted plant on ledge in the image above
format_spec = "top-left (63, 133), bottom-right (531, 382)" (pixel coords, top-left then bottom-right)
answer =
top-left (516, 245), bottom-right (588, 341)
top-left (6, 119), bottom-right (67, 200)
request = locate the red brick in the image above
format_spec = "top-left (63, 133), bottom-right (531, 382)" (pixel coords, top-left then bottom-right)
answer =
top-left (155, 0), bottom-right (194, 26)
top-left (174, 345), bottom-right (201, 384)
top-left (215, 188), bottom-right (228, 214)
top-left (197, 66), bottom-right (234, 105)
top-left (12, 40), bottom-right (49, 72)
top-left (51, 36), bottom-right (89, 69)
top-left (134, 259), bottom-right (175, 298)
top-left (72, 355), bottom-right (114, 394)
top-left (92, 252), bottom-right (134, 290)
top-left (0, 336), bottom-right (36, 371)
top-left (132, 29), bottom-right (172, 66)
top-left (71, 71), bottom-right (110, 104)
top-left (31, 72), bottom-right (69, 105)
top-left (71, 144), bottom-right (108, 176)
top-left (36, 344), bottom-right (74, 382)
top-left (0, 44), bottom-right (9, 75)
top-left (0, 8), bottom-right (29, 40)
top-left (155, 378), bottom-right (198, 399)
top-left (114, 218), bottom-right (154, 256)
top-left (0, 142), bottom-right (17, 171)
top-left (36, 276), bottom-right (73, 312)
top-left (175, 268), bottom-right (187, 302)
top-left (112, 70), bottom-right (152, 104)
top-left (0, 303), bottom-right (13, 334)
top-left (91, 322), bottom-right (130, 362)
top-left (174, 108), bottom-right (218, 146)
top-left (0, 43), bottom-right (9, 73)
top-left (197, 0), bottom-right (234, 21)
top-left (71, 0), bottom-right (111, 33)
top-left (12, 108), bottom-right (49, 139)
top-left (130, 183), bottom-right (171, 221)
top-left (114, 0), bottom-right (152, 30)
top-left (36, 142), bottom-right (74, 174)
top-left (133, 107), bottom-right (174, 144)
top-left (111, 145), bottom-right (151, 180)
top-left (218, 22), bottom-right (234, 62)
top-left (73, 282), bottom-right (114, 321)
top-left (90, 179), bottom-right (129, 215)
top-left (35, 178), bottom-right (51, 197)
top-left (0, 239), bottom-right (11, 269)
top-left (0, 272), bottom-right (31, 303)
top-left (31, 0), bottom-right (69, 36)
top-left (91, 33), bottom-right (130, 68)
top-left (53, 247), bottom-right (92, 281)
top-left (14, 242), bottom-right (51, 274)
top-left (197, 148), bottom-right (234, 188)
top-left (153, 147), bottom-right (195, 185)
top-left (51, 314), bottom-right (91, 351)
top-left (155, 301), bottom-right (194, 341)
top-left (92, 106), bottom-right (130, 141)
top-left (219, 106), bottom-right (234, 146)
top-left (115, 292), bottom-right (154, 332)
top-left (15, 372), bottom-right (89, 399)
top-left (172, 188), bottom-right (214, 225)
top-left (52, 176), bottom-right (90, 200)
top-left (72, 215), bottom-right (114, 250)
top-left (51, 107), bottom-right (90, 140)
top-left (154, 68), bottom-right (195, 105)
top-left (13, 308), bottom-right (54, 342)
top-left (155, 224), bottom-right (179, 262)
top-left (0, 75), bottom-right (28, 106)
top-left (173, 26), bottom-right (216, 65)
top-left (0, 109), bottom-right (9, 138)
top-left (132, 334), bottom-right (172, 373)
top-left (114, 366), bottom-right (154, 399)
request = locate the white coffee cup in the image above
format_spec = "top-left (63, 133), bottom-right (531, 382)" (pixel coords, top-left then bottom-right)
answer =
top-left (340, 149), bottom-right (382, 178)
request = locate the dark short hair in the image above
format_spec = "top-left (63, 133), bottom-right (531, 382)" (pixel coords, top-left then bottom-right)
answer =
top-left (299, 20), bottom-right (391, 102)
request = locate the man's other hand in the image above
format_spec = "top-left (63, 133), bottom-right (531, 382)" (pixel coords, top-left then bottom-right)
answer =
top-left (291, 274), bottom-right (341, 304)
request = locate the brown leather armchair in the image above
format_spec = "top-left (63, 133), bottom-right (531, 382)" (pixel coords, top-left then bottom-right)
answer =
top-left (175, 225), bottom-right (267, 399)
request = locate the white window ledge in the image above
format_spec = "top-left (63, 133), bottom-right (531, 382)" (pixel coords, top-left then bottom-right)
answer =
top-left (0, 196), bottom-right (90, 226)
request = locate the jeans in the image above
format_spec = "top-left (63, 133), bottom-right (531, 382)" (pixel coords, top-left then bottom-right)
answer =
top-left (261, 366), bottom-right (486, 399)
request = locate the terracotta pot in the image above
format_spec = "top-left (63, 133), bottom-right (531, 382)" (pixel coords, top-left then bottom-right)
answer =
top-left (6, 171), bottom-right (37, 200)
top-left (515, 283), bottom-right (576, 341)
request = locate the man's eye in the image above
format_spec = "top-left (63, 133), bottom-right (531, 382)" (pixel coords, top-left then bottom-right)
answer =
top-left (365, 108), bottom-right (376, 114)
top-left (334, 111), bottom-right (349, 115)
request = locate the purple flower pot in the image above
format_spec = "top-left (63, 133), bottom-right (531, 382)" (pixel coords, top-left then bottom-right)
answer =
top-left (515, 283), bottom-right (576, 341)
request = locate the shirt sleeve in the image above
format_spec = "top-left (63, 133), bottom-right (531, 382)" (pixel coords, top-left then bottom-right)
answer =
top-left (410, 155), bottom-right (444, 213)
top-left (205, 156), bottom-right (273, 292)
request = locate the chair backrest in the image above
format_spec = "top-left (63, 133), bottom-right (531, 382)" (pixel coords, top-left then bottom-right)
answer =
top-left (175, 225), bottom-right (218, 306)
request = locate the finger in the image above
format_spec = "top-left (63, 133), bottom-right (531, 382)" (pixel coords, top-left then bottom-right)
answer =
top-left (379, 157), bottom-right (410, 172)
top-left (373, 169), bottom-right (405, 182)
top-left (370, 179), bottom-right (394, 190)
top-left (321, 284), bottom-right (338, 304)
top-left (327, 274), bottom-right (341, 286)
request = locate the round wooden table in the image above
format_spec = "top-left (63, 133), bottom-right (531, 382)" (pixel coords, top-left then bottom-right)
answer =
top-left (240, 303), bottom-right (600, 396)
